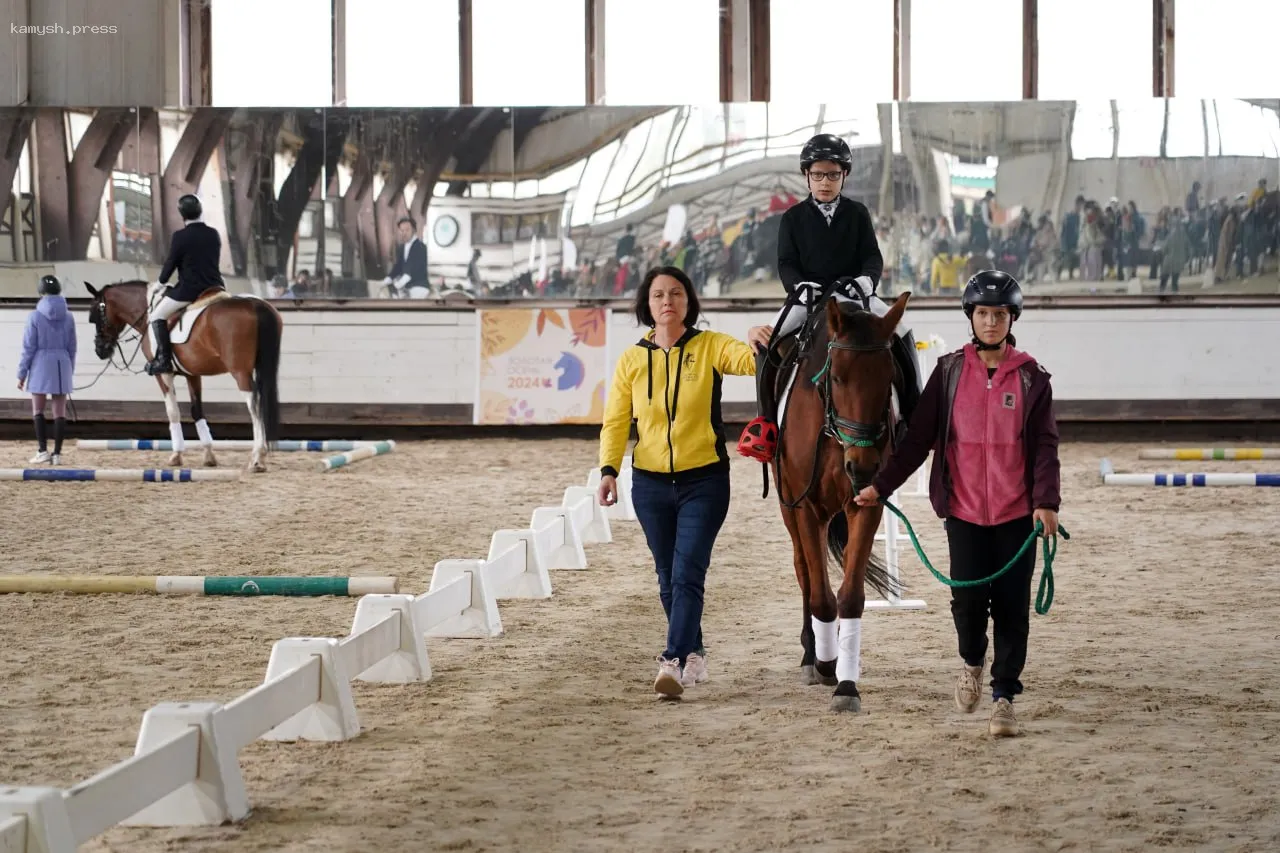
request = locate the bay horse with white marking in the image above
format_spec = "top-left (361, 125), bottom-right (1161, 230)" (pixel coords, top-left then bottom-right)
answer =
top-left (84, 280), bottom-right (281, 472)
top-left (768, 290), bottom-right (910, 713)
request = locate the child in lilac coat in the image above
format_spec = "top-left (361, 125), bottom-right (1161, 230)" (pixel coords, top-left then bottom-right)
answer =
top-left (17, 275), bottom-right (77, 464)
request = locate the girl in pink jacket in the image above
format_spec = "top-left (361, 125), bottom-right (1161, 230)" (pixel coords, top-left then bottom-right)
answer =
top-left (856, 271), bottom-right (1061, 738)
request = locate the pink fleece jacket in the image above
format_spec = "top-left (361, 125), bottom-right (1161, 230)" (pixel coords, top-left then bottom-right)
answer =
top-left (945, 344), bottom-right (1037, 527)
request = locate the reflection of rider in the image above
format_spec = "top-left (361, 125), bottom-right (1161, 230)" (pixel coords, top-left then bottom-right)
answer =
top-left (737, 134), bottom-right (918, 464)
top-left (145, 194), bottom-right (226, 376)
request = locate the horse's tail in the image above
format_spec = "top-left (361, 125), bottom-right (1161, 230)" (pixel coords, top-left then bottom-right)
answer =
top-left (826, 512), bottom-right (903, 602)
top-left (252, 300), bottom-right (281, 447)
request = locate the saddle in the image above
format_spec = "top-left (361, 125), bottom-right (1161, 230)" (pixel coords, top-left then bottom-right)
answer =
top-left (166, 288), bottom-right (230, 333)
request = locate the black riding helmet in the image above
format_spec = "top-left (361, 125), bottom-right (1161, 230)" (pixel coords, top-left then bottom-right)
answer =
top-left (177, 193), bottom-right (202, 221)
top-left (38, 274), bottom-right (60, 295)
top-left (962, 269), bottom-right (1023, 320)
top-left (963, 270), bottom-right (1023, 351)
top-left (800, 133), bottom-right (853, 174)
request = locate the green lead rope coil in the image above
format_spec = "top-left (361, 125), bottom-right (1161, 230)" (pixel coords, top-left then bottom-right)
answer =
top-left (879, 501), bottom-right (1069, 615)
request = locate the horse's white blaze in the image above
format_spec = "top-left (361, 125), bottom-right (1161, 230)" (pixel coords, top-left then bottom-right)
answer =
top-left (837, 618), bottom-right (862, 683)
top-left (812, 616), bottom-right (838, 662)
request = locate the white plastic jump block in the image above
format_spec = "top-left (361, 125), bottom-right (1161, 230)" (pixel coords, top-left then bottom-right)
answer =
top-left (563, 485), bottom-right (611, 544)
top-left (531, 505), bottom-right (588, 570)
top-left (426, 559), bottom-right (503, 638)
top-left (486, 529), bottom-right (553, 600)
top-left (260, 638), bottom-right (361, 742)
top-left (0, 787), bottom-right (76, 853)
top-left (119, 702), bottom-right (249, 827)
top-left (348, 595), bottom-right (430, 684)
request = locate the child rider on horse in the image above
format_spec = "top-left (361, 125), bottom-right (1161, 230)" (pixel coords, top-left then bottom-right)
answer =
top-left (145, 194), bottom-right (228, 376)
top-left (737, 133), bottom-right (921, 463)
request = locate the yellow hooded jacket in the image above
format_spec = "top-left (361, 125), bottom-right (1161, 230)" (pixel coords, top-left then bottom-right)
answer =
top-left (599, 327), bottom-right (757, 480)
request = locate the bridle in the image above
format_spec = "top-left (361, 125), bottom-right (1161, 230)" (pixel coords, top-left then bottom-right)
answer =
top-left (774, 296), bottom-right (895, 510)
top-left (809, 339), bottom-right (892, 450)
top-left (80, 287), bottom-right (149, 391)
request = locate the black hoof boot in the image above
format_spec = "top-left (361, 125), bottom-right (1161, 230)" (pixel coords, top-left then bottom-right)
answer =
top-left (830, 680), bottom-right (861, 713)
top-left (814, 659), bottom-right (839, 687)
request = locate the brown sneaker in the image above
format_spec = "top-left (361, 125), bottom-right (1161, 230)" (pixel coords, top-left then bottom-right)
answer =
top-left (989, 698), bottom-right (1018, 737)
top-left (954, 662), bottom-right (984, 713)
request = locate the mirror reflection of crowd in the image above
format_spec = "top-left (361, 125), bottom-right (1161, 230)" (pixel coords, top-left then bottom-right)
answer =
top-left (881, 179), bottom-right (1277, 296)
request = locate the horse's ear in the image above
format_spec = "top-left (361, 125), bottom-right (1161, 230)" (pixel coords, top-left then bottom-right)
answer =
top-left (877, 292), bottom-right (910, 337)
top-left (84, 282), bottom-right (98, 297)
top-left (825, 298), bottom-right (845, 335)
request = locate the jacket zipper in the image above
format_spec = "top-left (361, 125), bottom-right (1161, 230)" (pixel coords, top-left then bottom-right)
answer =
top-left (663, 349), bottom-right (675, 474)
top-left (984, 369), bottom-right (993, 526)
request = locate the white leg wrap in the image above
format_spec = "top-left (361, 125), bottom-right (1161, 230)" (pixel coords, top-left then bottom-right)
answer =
top-left (837, 618), bottom-right (862, 683)
top-left (168, 420), bottom-right (185, 452)
top-left (195, 418), bottom-right (213, 446)
top-left (812, 616), bottom-right (838, 662)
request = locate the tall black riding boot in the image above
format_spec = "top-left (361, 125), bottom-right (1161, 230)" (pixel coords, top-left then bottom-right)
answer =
top-left (32, 413), bottom-right (47, 453)
top-left (145, 320), bottom-right (173, 375)
top-left (52, 417), bottom-right (66, 456)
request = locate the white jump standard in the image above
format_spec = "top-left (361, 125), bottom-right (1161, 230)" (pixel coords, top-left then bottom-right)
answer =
top-left (1099, 458), bottom-right (1280, 487)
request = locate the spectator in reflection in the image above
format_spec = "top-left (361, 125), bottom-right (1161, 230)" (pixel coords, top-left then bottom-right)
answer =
top-left (382, 217), bottom-right (429, 298)
top-left (467, 248), bottom-right (486, 296)
top-left (616, 224), bottom-right (636, 262)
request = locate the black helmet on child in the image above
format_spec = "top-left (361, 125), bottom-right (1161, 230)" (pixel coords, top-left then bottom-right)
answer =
top-left (38, 274), bottom-right (61, 295)
top-left (800, 134), bottom-right (853, 173)
top-left (962, 270), bottom-right (1023, 320)
top-left (177, 193), bottom-right (202, 221)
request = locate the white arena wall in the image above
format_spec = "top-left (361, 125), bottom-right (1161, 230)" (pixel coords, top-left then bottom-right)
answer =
top-left (0, 298), bottom-right (1276, 428)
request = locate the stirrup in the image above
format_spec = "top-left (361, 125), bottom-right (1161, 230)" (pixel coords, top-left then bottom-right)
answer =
top-left (737, 417), bottom-right (778, 463)
top-left (145, 356), bottom-right (173, 376)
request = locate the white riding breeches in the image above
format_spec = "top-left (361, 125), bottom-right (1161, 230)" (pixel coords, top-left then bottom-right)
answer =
top-left (152, 296), bottom-right (190, 322)
top-left (774, 279), bottom-right (911, 338)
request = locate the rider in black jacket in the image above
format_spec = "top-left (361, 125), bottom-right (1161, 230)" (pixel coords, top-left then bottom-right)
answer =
top-left (145, 194), bottom-right (227, 375)
top-left (737, 134), bottom-right (920, 464)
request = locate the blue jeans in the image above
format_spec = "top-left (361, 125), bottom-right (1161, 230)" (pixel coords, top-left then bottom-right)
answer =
top-left (630, 469), bottom-right (732, 666)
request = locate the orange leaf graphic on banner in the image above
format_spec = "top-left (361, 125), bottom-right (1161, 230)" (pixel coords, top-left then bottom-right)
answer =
top-left (568, 308), bottom-right (607, 348)
top-left (480, 310), bottom-right (533, 358)
top-left (535, 309), bottom-right (566, 337)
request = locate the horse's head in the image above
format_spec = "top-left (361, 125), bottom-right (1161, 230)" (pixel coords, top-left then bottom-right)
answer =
top-left (819, 292), bottom-right (910, 493)
top-left (84, 281), bottom-right (146, 360)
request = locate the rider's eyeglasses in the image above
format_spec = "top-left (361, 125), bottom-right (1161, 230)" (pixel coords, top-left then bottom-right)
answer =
top-left (808, 170), bottom-right (843, 183)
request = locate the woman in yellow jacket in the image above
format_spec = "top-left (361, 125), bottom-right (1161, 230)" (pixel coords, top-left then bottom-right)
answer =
top-left (597, 265), bottom-right (771, 698)
top-left (929, 240), bottom-right (968, 292)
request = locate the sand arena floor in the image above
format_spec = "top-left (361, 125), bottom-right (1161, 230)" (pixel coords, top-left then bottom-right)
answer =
top-left (0, 439), bottom-right (1277, 852)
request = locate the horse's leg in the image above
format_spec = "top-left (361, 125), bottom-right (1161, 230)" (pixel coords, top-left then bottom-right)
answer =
top-left (830, 503), bottom-right (884, 714)
top-left (234, 369), bottom-right (266, 473)
top-left (782, 506), bottom-right (818, 685)
top-left (795, 505), bottom-right (839, 688)
top-left (187, 376), bottom-right (217, 467)
top-left (157, 373), bottom-right (186, 467)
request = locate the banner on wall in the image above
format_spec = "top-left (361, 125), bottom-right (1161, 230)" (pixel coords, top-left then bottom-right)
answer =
top-left (475, 308), bottom-right (610, 425)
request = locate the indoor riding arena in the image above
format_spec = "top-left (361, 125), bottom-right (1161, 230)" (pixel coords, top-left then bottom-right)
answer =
top-left (2, 2), bottom-right (1279, 852)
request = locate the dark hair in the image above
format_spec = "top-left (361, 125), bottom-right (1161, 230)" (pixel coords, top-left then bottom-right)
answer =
top-left (633, 266), bottom-right (700, 328)
top-left (397, 216), bottom-right (417, 230)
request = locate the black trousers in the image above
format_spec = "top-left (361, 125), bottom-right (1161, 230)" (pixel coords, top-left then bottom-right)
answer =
top-left (946, 515), bottom-right (1036, 700)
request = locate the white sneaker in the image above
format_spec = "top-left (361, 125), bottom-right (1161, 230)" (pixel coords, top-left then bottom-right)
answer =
top-left (49, 453), bottom-right (61, 466)
top-left (681, 653), bottom-right (708, 687)
top-left (954, 661), bottom-right (985, 714)
top-left (653, 657), bottom-right (684, 697)
top-left (29, 450), bottom-right (50, 464)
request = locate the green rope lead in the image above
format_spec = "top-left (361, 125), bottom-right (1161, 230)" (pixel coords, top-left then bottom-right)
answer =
top-left (879, 502), bottom-right (1070, 615)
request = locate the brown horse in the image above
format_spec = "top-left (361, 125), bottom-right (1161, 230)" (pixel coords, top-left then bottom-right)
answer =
top-left (84, 281), bottom-right (282, 472)
top-left (770, 292), bottom-right (910, 713)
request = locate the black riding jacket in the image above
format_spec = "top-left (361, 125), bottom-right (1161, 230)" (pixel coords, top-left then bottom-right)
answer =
top-left (159, 222), bottom-right (226, 302)
top-left (776, 195), bottom-right (883, 295)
